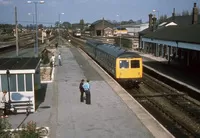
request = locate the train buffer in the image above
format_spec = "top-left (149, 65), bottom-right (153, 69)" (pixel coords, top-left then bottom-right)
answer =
top-left (133, 93), bottom-right (185, 98)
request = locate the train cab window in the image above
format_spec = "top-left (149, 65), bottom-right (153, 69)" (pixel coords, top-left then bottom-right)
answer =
top-left (119, 60), bottom-right (129, 68)
top-left (131, 60), bottom-right (140, 68)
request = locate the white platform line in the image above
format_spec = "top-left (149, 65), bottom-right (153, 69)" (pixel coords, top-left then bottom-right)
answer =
top-left (77, 48), bottom-right (175, 138)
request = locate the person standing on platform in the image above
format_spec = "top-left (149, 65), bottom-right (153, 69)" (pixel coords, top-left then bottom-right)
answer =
top-left (58, 53), bottom-right (62, 66)
top-left (79, 79), bottom-right (85, 102)
top-left (82, 80), bottom-right (91, 105)
top-left (51, 54), bottom-right (55, 67)
top-left (0, 90), bottom-right (8, 118)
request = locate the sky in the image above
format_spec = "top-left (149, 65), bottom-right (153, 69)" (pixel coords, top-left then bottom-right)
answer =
top-left (0, 0), bottom-right (199, 26)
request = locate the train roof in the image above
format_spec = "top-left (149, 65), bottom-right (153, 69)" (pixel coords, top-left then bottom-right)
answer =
top-left (96, 44), bottom-right (140, 58)
top-left (97, 44), bottom-right (125, 57)
top-left (118, 52), bottom-right (140, 58)
top-left (86, 39), bottom-right (141, 58)
top-left (86, 39), bottom-right (103, 47)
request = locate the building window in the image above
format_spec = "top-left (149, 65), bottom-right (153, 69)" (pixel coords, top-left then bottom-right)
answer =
top-left (131, 60), bottom-right (140, 68)
top-left (119, 60), bottom-right (129, 68)
top-left (18, 74), bottom-right (24, 91)
top-left (10, 74), bottom-right (16, 92)
top-left (1, 74), bottom-right (8, 92)
top-left (26, 74), bottom-right (32, 91)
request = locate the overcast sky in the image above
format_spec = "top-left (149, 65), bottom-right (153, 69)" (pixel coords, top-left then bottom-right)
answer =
top-left (0, 0), bottom-right (199, 26)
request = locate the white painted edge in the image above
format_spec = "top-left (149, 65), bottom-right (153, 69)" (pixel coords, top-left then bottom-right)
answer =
top-left (78, 48), bottom-right (175, 138)
top-left (51, 66), bottom-right (55, 81)
top-left (0, 69), bottom-right (35, 74)
top-left (143, 64), bottom-right (200, 93)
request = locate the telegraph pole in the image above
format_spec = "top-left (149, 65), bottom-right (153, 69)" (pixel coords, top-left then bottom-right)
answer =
top-left (15, 6), bottom-right (19, 56)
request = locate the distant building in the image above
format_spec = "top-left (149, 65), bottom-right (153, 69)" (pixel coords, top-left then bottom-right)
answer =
top-left (113, 27), bottom-right (128, 36)
top-left (139, 2), bottom-right (200, 68)
top-left (90, 18), bottom-right (114, 36)
top-left (120, 23), bottom-right (149, 36)
top-left (104, 27), bottom-right (113, 37)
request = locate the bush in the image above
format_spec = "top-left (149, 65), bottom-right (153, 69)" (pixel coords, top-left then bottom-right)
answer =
top-left (0, 118), bottom-right (11, 138)
top-left (17, 121), bottom-right (39, 138)
top-left (0, 120), bottom-right (41, 138)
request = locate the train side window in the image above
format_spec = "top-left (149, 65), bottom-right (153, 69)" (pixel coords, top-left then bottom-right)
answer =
top-left (119, 60), bottom-right (129, 68)
top-left (131, 60), bottom-right (140, 68)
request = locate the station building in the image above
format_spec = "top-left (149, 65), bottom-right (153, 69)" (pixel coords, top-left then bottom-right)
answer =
top-left (0, 57), bottom-right (41, 113)
top-left (90, 18), bottom-right (114, 36)
top-left (139, 3), bottom-right (200, 69)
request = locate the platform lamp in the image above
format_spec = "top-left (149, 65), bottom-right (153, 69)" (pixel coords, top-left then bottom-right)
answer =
top-left (58, 12), bottom-right (64, 45)
top-left (6, 69), bottom-right (11, 109)
top-left (27, 0), bottom-right (45, 57)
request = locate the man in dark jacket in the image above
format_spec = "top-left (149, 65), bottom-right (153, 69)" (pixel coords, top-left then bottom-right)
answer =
top-left (79, 79), bottom-right (85, 102)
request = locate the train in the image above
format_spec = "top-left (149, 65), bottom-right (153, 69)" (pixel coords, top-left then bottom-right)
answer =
top-left (73, 28), bottom-right (81, 37)
top-left (84, 39), bottom-right (143, 87)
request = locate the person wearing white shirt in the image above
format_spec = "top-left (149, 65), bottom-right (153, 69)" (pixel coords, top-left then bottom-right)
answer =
top-left (51, 54), bottom-right (55, 67)
top-left (82, 80), bottom-right (91, 104)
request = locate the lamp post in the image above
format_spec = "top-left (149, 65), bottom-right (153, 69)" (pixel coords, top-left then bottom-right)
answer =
top-left (28, 13), bottom-right (35, 42)
top-left (27, 0), bottom-right (45, 57)
top-left (58, 13), bottom-right (64, 45)
top-left (153, 9), bottom-right (159, 22)
top-left (6, 70), bottom-right (11, 108)
top-left (28, 13), bottom-right (34, 29)
top-left (116, 14), bottom-right (121, 47)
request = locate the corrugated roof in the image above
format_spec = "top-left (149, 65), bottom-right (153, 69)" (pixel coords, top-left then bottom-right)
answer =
top-left (0, 57), bottom-right (40, 70)
top-left (91, 19), bottom-right (113, 26)
top-left (166, 15), bottom-right (200, 26)
top-left (143, 24), bottom-right (200, 44)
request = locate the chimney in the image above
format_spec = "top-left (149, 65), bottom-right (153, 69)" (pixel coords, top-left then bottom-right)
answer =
top-left (192, 3), bottom-right (198, 24)
top-left (172, 8), bottom-right (175, 20)
top-left (149, 14), bottom-right (153, 29)
top-left (152, 16), bottom-right (157, 31)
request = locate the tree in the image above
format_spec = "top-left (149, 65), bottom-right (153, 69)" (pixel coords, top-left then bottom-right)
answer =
top-left (182, 10), bottom-right (190, 16)
top-left (62, 22), bottom-right (71, 29)
top-left (55, 21), bottom-right (59, 28)
top-left (79, 19), bottom-right (84, 25)
top-left (38, 24), bottom-right (43, 29)
top-left (79, 19), bottom-right (84, 30)
top-left (158, 14), bottom-right (167, 24)
top-left (18, 24), bottom-right (23, 29)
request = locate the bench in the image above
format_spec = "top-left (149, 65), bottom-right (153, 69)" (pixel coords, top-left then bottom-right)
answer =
top-left (10, 100), bottom-right (33, 115)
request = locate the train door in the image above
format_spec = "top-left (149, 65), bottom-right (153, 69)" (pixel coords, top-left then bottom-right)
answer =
top-left (130, 58), bottom-right (143, 78)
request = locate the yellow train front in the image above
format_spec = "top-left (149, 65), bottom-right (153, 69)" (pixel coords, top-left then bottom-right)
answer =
top-left (84, 39), bottom-right (143, 87)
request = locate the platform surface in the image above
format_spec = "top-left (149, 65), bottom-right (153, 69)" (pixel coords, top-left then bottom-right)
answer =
top-left (130, 50), bottom-right (200, 92)
top-left (8, 43), bottom-right (173, 138)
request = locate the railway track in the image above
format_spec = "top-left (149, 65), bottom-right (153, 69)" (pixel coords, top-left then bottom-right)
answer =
top-left (69, 35), bottom-right (200, 138)
top-left (0, 34), bottom-right (56, 56)
top-left (130, 74), bottom-right (200, 138)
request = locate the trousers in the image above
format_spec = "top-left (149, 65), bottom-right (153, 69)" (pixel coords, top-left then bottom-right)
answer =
top-left (80, 91), bottom-right (84, 102)
top-left (85, 90), bottom-right (91, 104)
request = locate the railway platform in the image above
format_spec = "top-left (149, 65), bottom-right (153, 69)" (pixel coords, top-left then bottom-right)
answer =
top-left (130, 50), bottom-right (200, 93)
top-left (8, 43), bottom-right (174, 138)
